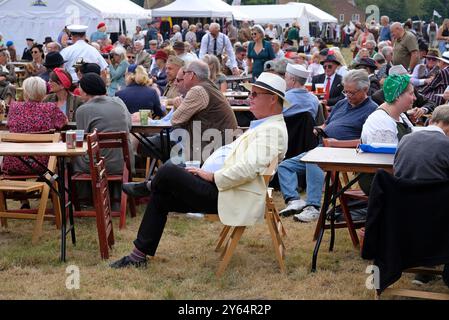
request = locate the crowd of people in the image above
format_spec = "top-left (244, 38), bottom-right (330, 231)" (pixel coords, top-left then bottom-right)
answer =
top-left (1, 16), bottom-right (449, 286)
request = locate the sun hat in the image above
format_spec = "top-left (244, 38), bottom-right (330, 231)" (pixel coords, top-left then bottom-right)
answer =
top-left (241, 72), bottom-right (290, 107)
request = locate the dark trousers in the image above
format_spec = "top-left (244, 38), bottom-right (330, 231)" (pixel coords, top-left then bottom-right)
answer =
top-left (133, 162), bottom-right (219, 256)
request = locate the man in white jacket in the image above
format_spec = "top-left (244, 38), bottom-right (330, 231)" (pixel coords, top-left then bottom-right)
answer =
top-left (111, 72), bottom-right (288, 268)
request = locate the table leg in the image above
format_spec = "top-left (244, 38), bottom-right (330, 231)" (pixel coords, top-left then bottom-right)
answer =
top-left (59, 157), bottom-right (67, 262)
top-left (59, 157), bottom-right (76, 262)
top-left (311, 172), bottom-right (332, 272)
top-left (329, 171), bottom-right (340, 252)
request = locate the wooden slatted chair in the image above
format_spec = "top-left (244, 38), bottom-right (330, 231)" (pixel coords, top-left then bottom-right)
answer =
top-left (204, 159), bottom-right (287, 277)
top-left (0, 132), bottom-right (62, 244)
top-left (70, 130), bottom-right (136, 229)
top-left (378, 267), bottom-right (449, 300)
top-left (313, 138), bottom-right (367, 248)
top-left (89, 131), bottom-right (115, 259)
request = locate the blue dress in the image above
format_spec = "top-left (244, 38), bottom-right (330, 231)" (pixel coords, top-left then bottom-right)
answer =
top-left (247, 40), bottom-right (276, 81)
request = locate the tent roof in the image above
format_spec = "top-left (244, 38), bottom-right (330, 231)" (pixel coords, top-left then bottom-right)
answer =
top-left (292, 3), bottom-right (338, 24)
top-left (235, 2), bottom-right (337, 25)
top-left (152, 0), bottom-right (248, 20)
top-left (0, 0), bottom-right (151, 19)
top-left (78, 0), bottom-right (151, 19)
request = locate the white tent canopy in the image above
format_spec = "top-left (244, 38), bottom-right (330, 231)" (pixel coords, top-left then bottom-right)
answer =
top-left (235, 2), bottom-right (337, 37)
top-left (152, 0), bottom-right (249, 20)
top-left (0, 0), bottom-right (151, 55)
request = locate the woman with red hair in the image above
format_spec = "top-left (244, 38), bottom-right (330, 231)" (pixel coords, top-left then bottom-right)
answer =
top-left (44, 68), bottom-right (83, 122)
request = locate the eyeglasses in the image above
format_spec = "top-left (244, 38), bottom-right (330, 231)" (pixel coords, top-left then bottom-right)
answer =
top-left (342, 90), bottom-right (359, 97)
top-left (31, 51), bottom-right (40, 54)
top-left (251, 33), bottom-right (258, 36)
top-left (323, 64), bottom-right (334, 70)
top-left (175, 78), bottom-right (184, 83)
top-left (250, 91), bottom-right (274, 99)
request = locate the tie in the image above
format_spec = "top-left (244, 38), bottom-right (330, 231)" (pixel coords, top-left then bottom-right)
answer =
top-left (213, 38), bottom-right (217, 56)
top-left (324, 77), bottom-right (331, 101)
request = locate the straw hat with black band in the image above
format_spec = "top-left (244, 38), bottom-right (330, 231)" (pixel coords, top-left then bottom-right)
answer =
top-left (241, 72), bottom-right (290, 107)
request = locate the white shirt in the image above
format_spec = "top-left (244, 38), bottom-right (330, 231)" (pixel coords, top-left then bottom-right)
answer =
top-left (336, 66), bottom-right (349, 78)
top-left (61, 39), bottom-right (108, 82)
top-left (361, 109), bottom-right (414, 144)
top-left (170, 32), bottom-right (182, 44)
top-left (323, 73), bottom-right (336, 92)
top-left (199, 32), bottom-right (238, 69)
top-left (307, 63), bottom-right (324, 82)
top-left (178, 52), bottom-right (199, 66)
top-left (275, 49), bottom-right (285, 60)
top-left (265, 28), bottom-right (277, 39)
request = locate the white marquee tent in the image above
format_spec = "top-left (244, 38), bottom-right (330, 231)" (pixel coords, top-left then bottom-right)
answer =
top-left (152, 0), bottom-right (249, 20)
top-left (0, 0), bottom-right (151, 54)
top-left (235, 2), bottom-right (338, 37)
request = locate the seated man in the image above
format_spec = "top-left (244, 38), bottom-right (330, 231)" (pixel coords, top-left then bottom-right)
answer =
top-left (278, 70), bottom-right (378, 221)
top-left (311, 53), bottom-right (345, 110)
top-left (394, 104), bottom-right (449, 285)
top-left (283, 63), bottom-right (320, 120)
top-left (110, 72), bottom-right (289, 268)
top-left (123, 60), bottom-right (238, 197)
top-left (354, 58), bottom-right (380, 97)
top-left (73, 73), bottom-right (133, 175)
top-left (420, 51), bottom-right (449, 106)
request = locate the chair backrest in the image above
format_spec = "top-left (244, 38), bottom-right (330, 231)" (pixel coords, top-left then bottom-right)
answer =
top-left (262, 158), bottom-right (279, 185)
top-left (92, 155), bottom-right (114, 259)
top-left (97, 131), bottom-right (132, 174)
top-left (322, 138), bottom-right (360, 149)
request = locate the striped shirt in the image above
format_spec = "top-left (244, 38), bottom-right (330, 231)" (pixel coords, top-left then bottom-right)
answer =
top-left (421, 66), bottom-right (449, 106)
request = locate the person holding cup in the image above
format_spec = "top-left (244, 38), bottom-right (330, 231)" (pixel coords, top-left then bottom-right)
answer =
top-left (311, 52), bottom-right (345, 109)
top-left (111, 72), bottom-right (288, 268)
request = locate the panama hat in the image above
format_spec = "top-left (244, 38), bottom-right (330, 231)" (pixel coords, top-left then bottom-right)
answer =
top-left (242, 72), bottom-right (290, 107)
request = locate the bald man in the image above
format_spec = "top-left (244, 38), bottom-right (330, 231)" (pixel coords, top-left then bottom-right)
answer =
top-left (391, 22), bottom-right (419, 72)
top-left (199, 23), bottom-right (240, 75)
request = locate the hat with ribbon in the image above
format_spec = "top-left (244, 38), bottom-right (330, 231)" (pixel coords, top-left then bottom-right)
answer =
top-left (242, 72), bottom-right (290, 107)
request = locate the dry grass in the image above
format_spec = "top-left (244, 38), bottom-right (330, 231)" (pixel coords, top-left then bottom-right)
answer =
top-left (1, 191), bottom-right (448, 300)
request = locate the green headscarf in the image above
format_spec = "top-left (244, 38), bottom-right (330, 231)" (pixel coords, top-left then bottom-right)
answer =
top-left (383, 74), bottom-right (411, 103)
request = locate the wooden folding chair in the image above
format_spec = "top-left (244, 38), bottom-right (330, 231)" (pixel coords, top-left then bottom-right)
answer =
top-left (313, 138), bottom-right (366, 248)
top-left (377, 267), bottom-right (449, 300)
top-left (0, 132), bottom-right (62, 244)
top-left (89, 137), bottom-right (115, 259)
top-left (204, 159), bottom-right (287, 277)
top-left (70, 130), bottom-right (136, 229)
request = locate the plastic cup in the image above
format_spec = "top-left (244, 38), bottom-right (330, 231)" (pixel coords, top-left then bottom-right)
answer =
top-left (139, 109), bottom-right (151, 125)
top-left (316, 84), bottom-right (325, 94)
top-left (159, 96), bottom-right (168, 107)
top-left (305, 83), bottom-right (313, 91)
top-left (75, 130), bottom-right (84, 148)
top-left (185, 160), bottom-right (201, 168)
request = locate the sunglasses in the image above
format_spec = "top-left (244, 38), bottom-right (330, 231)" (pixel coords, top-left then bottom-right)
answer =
top-left (32, 51), bottom-right (40, 54)
top-left (251, 33), bottom-right (258, 36)
top-left (324, 64), bottom-right (335, 70)
top-left (250, 91), bottom-right (274, 99)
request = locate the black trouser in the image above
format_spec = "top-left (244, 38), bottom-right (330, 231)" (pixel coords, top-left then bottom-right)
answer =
top-left (133, 162), bottom-right (219, 256)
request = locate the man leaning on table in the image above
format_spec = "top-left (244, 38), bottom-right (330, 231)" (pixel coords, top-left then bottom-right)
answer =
top-left (110, 72), bottom-right (288, 268)
top-left (278, 69), bottom-right (378, 222)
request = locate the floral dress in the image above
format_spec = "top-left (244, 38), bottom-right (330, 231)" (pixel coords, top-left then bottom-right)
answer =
top-left (1, 101), bottom-right (67, 174)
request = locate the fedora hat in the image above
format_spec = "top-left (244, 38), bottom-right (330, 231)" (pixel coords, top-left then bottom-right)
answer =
top-left (320, 54), bottom-right (340, 66)
top-left (43, 52), bottom-right (67, 68)
top-left (355, 57), bottom-right (377, 70)
top-left (425, 50), bottom-right (440, 59)
top-left (242, 72), bottom-right (290, 107)
top-left (437, 51), bottom-right (449, 64)
top-left (43, 36), bottom-right (53, 44)
top-left (173, 41), bottom-right (185, 51)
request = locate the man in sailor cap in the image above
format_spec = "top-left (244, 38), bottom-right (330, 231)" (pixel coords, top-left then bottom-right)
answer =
top-left (60, 24), bottom-right (108, 82)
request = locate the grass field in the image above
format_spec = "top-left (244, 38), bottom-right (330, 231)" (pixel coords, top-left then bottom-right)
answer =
top-left (1, 191), bottom-right (448, 300)
top-left (1, 48), bottom-right (448, 300)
